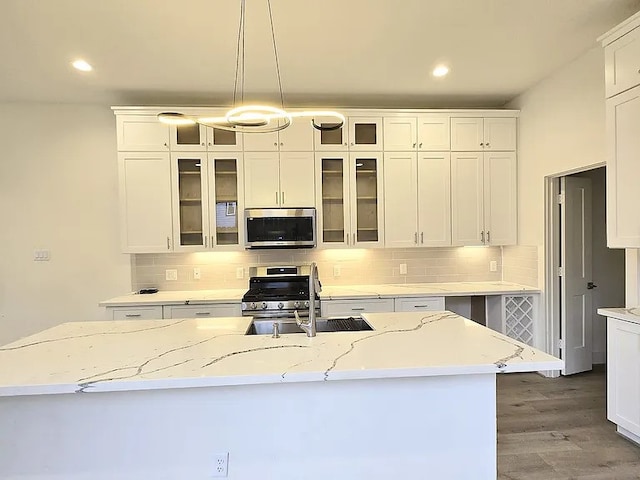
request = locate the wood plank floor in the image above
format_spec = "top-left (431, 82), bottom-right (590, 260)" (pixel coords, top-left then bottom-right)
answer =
top-left (497, 366), bottom-right (640, 479)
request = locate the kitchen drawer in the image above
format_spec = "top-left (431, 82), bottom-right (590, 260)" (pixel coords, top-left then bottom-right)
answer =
top-left (394, 296), bottom-right (445, 312)
top-left (321, 298), bottom-right (394, 316)
top-left (163, 304), bottom-right (241, 319)
top-left (605, 26), bottom-right (640, 98)
top-left (109, 306), bottom-right (163, 320)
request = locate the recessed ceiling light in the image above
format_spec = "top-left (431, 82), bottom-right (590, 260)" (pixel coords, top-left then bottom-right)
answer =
top-left (432, 65), bottom-right (449, 77)
top-left (72, 59), bottom-right (93, 72)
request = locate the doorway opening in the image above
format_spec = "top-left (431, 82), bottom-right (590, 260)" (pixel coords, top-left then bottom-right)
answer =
top-left (545, 165), bottom-right (625, 376)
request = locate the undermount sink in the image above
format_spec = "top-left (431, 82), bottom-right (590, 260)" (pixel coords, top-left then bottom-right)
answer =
top-left (245, 316), bottom-right (374, 335)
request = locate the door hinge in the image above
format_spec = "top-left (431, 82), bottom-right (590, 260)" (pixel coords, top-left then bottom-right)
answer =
top-left (558, 339), bottom-right (565, 350)
top-left (557, 193), bottom-right (565, 204)
top-left (557, 266), bottom-right (564, 277)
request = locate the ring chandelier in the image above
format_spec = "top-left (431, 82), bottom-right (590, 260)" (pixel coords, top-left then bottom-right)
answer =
top-left (158, 0), bottom-right (344, 133)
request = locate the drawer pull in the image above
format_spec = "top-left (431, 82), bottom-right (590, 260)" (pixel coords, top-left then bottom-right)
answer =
top-left (413, 305), bottom-right (431, 308)
top-left (125, 314), bottom-right (141, 318)
top-left (195, 312), bottom-right (211, 316)
top-left (351, 307), bottom-right (365, 311)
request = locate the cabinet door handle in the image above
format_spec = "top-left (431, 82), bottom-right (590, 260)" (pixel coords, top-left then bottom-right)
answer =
top-left (480, 142), bottom-right (484, 147)
top-left (346, 234), bottom-right (350, 245)
top-left (351, 307), bottom-right (365, 311)
top-left (485, 142), bottom-right (490, 148)
top-left (414, 232), bottom-right (418, 244)
top-left (167, 236), bottom-right (171, 250)
top-left (201, 142), bottom-right (205, 146)
top-left (274, 142), bottom-right (278, 146)
top-left (413, 305), bottom-right (430, 308)
top-left (276, 191), bottom-right (279, 203)
top-left (412, 142), bottom-right (416, 148)
top-left (195, 312), bottom-right (211, 316)
top-left (164, 143), bottom-right (168, 149)
top-left (419, 142), bottom-right (423, 148)
top-left (353, 233), bottom-right (356, 244)
top-left (280, 142), bottom-right (284, 147)
top-left (282, 191), bottom-right (285, 204)
top-left (350, 142), bottom-right (354, 146)
top-left (481, 231), bottom-right (485, 243)
top-left (211, 236), bottom-right (214, 247)
top-left (421, 232), bottom-right (424, 244)
top-left (125, 314), bottom-right (141, 318)
top-left (204, 236), bottom-right (208, 248)
top-left (486, 231), bottom-right (490, 243)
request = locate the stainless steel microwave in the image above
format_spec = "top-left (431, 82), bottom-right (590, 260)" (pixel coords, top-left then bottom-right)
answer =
top-left (245, 208), bottom-right (316, 249)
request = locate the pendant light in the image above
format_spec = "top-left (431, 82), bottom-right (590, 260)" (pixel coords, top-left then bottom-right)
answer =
top-left (158, 0), bottom-right (344, 133)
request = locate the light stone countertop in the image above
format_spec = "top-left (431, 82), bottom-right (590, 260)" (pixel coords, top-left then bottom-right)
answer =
top-left (597, 307), bottom-right (640, 325)
top-left (99, 282), bottom-right (539, 307)
top-left (0, 311), bottom-right (561, 397)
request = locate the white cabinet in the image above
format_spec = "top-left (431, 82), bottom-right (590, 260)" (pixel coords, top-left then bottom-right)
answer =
top-left (316, 152), bottom-right (384, 248)
top-left (163, 304), bottom-right (242, 319)
top-left (322, 298), bottom-right (394, 316)
top-left (607, 317), bottom-right (640, 443)
top-left (314, 122), bottom-right (349, 150)
top-left (171, 153), bottom-right (244, 251)
top-left (605, 85), bottom-right (640, 247)
top-left (118, 152), bottom-right (173, 253)
top-left (108, 306), bottom-right (164, 320)
top-left (451, 152), bottom-right (517, 246)
top-left (383, 115), bottom-right (450, 151)
top-left (394, 297), bottom-right (445, 312)
top-left (384, 152), bottom-right (451, 248)
top-left (604, 24), bottom-right (640, 98)
top-left (450, 117), bottom-right (516, 151)
top-left (170, 124), bottom-right (243, 152)
top-left (116, 115), bottom-right (170, 152)
top-left (244, 152), bottom-right (315, 208)
top-left (348, 117), bottom-right (383, 151)
top-left (242, 120), bottom-right (314, 152)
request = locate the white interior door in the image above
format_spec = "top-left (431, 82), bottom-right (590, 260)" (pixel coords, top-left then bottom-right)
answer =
top-left (561, 176), bottom-right (593, 375)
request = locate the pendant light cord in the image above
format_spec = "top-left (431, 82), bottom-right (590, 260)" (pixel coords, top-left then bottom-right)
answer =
top-left (266, 0), bottom-right (286, 110)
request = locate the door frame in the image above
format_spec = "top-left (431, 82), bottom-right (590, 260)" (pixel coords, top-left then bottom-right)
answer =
top-left (544, 162), bottom-right (604, 377)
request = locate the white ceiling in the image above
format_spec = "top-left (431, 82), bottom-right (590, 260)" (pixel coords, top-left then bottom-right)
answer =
top-left (1, 0), bottom-right (639, 108)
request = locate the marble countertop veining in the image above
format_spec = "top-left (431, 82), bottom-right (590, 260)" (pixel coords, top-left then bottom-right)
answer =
top-left (99, 282), bottom-right (539, 307)
top-left (597, 307), bottom-right (640, 325)
top-left (0, 312), bottom-right (561, 397)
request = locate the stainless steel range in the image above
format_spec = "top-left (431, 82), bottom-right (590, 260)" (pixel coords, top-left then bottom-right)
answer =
top-left (241, 265), bottom-right (321, 319)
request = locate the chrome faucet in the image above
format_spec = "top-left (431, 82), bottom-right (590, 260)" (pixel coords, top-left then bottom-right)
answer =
top-left (295, 262), bottom-right (321, 337)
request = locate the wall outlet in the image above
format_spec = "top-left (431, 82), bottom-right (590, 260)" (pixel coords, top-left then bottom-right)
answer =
top-left (236, 267), bottom-right (244, 279)
top-left (333, 265), bottom-right (341, 277)
top-left (165, 269), bottom-right (178, 281)
top-left (399, 263), bottom-right (408, 275)
top-left (489, 261), bottom-right (498, 272)
top-left (193, 267), bottom-right (201, 280)
top-left (212, 452), bottom-right (229, 477)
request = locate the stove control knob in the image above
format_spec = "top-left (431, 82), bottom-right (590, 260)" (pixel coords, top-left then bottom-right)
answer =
top-left (304, 301), bottom-right (310, 308)
top-left (278, 302), bottom-right (284, 310)
top-left (261, 302), bottom-right (268, 309)
top-left (250, 302), bottom-right (257, 310)
top-left (293, 301), bottom-right (300, 309)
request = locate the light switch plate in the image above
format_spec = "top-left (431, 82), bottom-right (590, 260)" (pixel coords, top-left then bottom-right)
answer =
top-left (33, 250), bottom-right (51, 261)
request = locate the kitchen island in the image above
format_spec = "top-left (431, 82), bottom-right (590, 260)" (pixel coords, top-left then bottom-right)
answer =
top-left (0, 312), bottom-right (561, 479)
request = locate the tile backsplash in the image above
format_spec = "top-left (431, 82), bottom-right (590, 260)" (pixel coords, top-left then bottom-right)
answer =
top-left (502, 245), bottom-right (538, 287)
top-left (132, 247), bottom-right (506, 291)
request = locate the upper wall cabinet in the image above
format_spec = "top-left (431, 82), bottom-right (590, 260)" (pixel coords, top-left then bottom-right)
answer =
top-left (450, 117), bottom-right (516, 151)
top-left (348, 117), bottom-right (383, 151)
top-left (314, 121), bottom-right (349, 150)
top-left (242, 120), bottom-right (314, 152)
top-left (604, 22), bottom-right (640, 98)
top-left (118, 152), bottom-right (173, 253)
top-left (116, 115), bottom-right (170, 151)
top-left (170, 124), bottom-right (243, 152)
top-left (601, 12), bottom-right (640, 248)
top-left (383, 115), bottom-right (450, 151)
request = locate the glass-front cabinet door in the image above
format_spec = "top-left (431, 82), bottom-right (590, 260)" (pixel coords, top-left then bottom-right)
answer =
top-left (316, 154), bottom-right (350, 247)
top-left (209, 155), bottom-right (243, 248)
top-left (171, 153), bottom-right (210, 250)
top-left (350, 153), bottom-right (384, 247)
top-left (170, 123), bottom-right (207, 151)
top-left (207, 127), bottom-right (243, 151)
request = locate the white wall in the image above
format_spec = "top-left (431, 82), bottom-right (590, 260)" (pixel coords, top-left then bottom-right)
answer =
top-left (0, 104), bottom-right (131, 345)
top-left (506, 47), bottom-right (614, 351)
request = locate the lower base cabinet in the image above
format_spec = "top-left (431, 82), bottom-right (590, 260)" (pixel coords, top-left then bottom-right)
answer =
top-left (109, 306), bottom-right (163, 320)
top-left (394, 296), bottom-right (446, 312)
top-left (106, 304), bottom-right (241, 320)
top-left (607, 317), bottom-right (640, 442)
top-left (322, 298), bottom-right (395, 317)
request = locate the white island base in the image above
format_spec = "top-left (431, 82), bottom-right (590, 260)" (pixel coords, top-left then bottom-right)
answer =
top-left (0, 312), bottom-right (562, 479)
top-left (2, 374), bottom-right (496, 480)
